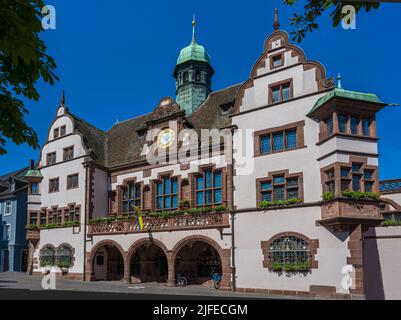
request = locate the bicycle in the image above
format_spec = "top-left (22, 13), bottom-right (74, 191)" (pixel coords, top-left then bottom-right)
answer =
top-left (175, 273), bottom-right (188, 287)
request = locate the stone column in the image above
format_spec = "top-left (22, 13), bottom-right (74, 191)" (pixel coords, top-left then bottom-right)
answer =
top-left (220, 249), bottom-right (232, 291)
top-left (167, 252), bottom-right (176, 287)
top-left (123, 253), bottom-right (131, 283)
top-left (347, 224), bottom-right (365, 295)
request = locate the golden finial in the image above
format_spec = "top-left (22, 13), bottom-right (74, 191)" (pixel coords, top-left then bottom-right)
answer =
top-left (192, 15), bottom-right (196, 43)
top-left (273, 8), bottom-right (280, 31)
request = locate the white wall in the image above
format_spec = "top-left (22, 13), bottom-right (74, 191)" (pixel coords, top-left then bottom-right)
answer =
top-left (235, 207), bottom-right (351, 293)
top-left (364, 227), bottom-right (401, 300)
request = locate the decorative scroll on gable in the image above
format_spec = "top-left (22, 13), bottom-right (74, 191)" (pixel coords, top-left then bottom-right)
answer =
top-left (233, 29), bottom-right (334, 114)
top-left (152, 97), bottom-right (182, 121)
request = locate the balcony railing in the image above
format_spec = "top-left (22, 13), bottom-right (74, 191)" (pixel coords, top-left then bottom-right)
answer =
top-left (88, 212), bottom-right (230, 236)
top-left (380, 179), bottom-right (401, 194)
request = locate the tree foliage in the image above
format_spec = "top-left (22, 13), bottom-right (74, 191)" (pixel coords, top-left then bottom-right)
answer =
top-left (283, 0), bottom-right (381, 43)
top-left (0, 0), bottom-right (58, 155)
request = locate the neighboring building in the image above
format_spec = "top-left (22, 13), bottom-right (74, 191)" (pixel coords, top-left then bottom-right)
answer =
top-left (0, 166), bottom-right (30, 272)
top-left (24, 12), bottom-right (401, 299)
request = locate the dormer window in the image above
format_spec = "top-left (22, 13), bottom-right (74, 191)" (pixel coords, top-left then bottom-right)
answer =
top-left (60, 125), bottom-right (67, 137)
top-left (53, 128), bottom-right (59, 139)
top-left (220, 103), bottom-right (233, 116)
top-left (271, 54), bottom-right (283, 68)
top-left (270, 80), bottom-right (292, 104)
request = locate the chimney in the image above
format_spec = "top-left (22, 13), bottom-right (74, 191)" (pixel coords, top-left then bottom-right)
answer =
top-left (29, 159), bottom-right (35, 170)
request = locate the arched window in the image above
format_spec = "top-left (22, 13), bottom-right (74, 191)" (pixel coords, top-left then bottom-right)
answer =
top-left (195, 70), bottom-right (201, 82)
top-left (268, 235), bottom-right (310, 271)
top-left (40, 246), bottom-right (55, 267)
top-left (183, 72), bottom-right (189, 83)
top-left (57, 245), bottom-right (73, 268)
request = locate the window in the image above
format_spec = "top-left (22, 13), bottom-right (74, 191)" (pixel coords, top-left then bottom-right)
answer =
top-left (259, 175), bottom-right (301, 203)
top-left (57, 245), bottom-right (73, 268)
top-left (341, 168), bottom-right (350, 178)
top-left (4, 201), bottom-right (12, 216)
top-left (350, 117), bottom-right (359, 135)
top-left (268, 236), bottom-right (310, 269)
top-left (40, 246), bottom-right (55, 267)
top-left (362, 118), bottom-right (370, 136)
top-left (4, 224), bottom-right (11, 240)
top-left (273, 132), bottom-right (284, 151)
top-left (195, 70), bottom-right (201, 82)
top-left (156, 177), bottom-right (178, 210)
top-left (272, 55), bottom-right (283, 68)
top-left (365, 181), bottom-right (374, 193)
top-left (270, 81), bottom-right (292, 104)
top-left (326, 116), bottom-right (333, 136)
top-left (67, 174), bottom-right (79, 190)
top-left (49, 178), bottom-right (59, 193)
top-left (183, 72), bottom-right (189, 83)
top-left (352, 163), bottom-right (362, 173)
top-left (260, 182), bottom-right (272, 201)
top-left (260, 135), bottom-right (271, 154)
top-left (63, 146), bottom-right (74, 161)
top-left (352, 175), bottom-right (361, 192)
top-left (53, 128), bottom-right (59, 139)
top-left (29, 212), bottom-right (38, 226)
top-left (46, 152), bottom-right (56, 166)
top-left (60, 125), bottom-right (67, 137)
top-left (340, 168), bottom-right (351, 191)
top-left (196, 171), bottom-right (223, 207)
top-left (30, 183), bottom-right (39, 194)
top-left (338, 115), bottom-right (347, 133)
top-left (40, 211), bottom-right (47, 226)
top-left (326, 169), bottom-right (335, 193)
top-left (285, 129), bottom-right (297, 149)
top-left (74, 207), bottom-right (80, 222)
top-left (122, 183), bottom-right (141, 214)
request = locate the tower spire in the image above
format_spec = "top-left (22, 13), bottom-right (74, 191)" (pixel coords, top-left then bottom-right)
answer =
top-left (192, 15), bottom-right (196, 44)
top-left (337, 73), bottom-right (342, 89)
top-left (61, 90), bottom-right (65, 105)
top-left (273, 8), bottom-right (280, 31)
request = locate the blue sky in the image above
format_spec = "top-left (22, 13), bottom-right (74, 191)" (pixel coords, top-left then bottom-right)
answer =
top-left (1, 0), bottom-right (400, 179)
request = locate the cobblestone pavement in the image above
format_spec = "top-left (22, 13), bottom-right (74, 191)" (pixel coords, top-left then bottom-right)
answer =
top-left (0, 272), bottom-right (306, 300)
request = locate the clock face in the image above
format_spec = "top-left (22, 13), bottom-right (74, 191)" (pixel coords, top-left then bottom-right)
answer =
top-left (157, 128), bottom-right (175, 149)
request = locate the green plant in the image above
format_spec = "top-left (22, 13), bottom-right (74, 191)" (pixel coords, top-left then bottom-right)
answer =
top-left (381, 220), bottom-right (401, 227)
top-left (57, 261), bottom-right (72, 269)
top-left (322, 192), bottom-right (335, 202)
top-left (259, 198), bottom-right (302, 209)
top-left (179, 199), bottom-right (190, 208)
top-left (271, 261), bottom-right (311, 272)
top-left (342, 190), bottom-right (380, 201)
top-left (26, 224), bottom-right (38, 230)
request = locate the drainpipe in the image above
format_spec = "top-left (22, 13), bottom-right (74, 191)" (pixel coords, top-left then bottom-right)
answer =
top-left (230, 127), bottom-right (236, 292)
top-left (230, 211), bottom-right (236, 292)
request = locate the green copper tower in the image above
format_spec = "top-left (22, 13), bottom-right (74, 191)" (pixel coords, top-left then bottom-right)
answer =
top-left (174, 16), bottom-right (214, 115)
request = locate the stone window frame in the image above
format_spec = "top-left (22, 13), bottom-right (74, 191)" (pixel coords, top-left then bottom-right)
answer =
top-left (60, 125), bottom-right (67, 137)
top-left (28, 211), bottom-right (39, 226)
top-left (321, 156), bottom-right (379, 197)
top-left (48, 177), bottom-right (59, 193)
top-left (261, 232), bottom-right (319, 271)
top-left (268, 78), bottom-right (294, 105)
top-left (56, 243), bottom-right (76, 268)
top-left (270, 52), bottom-right (285, 69)
top-left (319, 111), bottom-right (377, 143)
top-left (256, 170), bottom-right (304, 206)
top-left (153, 172), bottom-right (180, 211)
top-left (46, 152), bottom-right (57, 166)
top-left (28, 181), bottom-right (40, 195)
top-left (254, 121), bottom-right (306, 157)
top-left (66, 173), bottom-right (79, 190)
top-left (40, 204), bottom-right (81, 226)
top-left (53, 127), bottom-right (60, 139)
top-left (40, 243), bottom-right (76, 269)
top-left (63, 145), bottom-right (74, 162)
top-left (191, 165), bottom-right (226, 208)
top-left (121, 178), bottom-right (142, 214)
